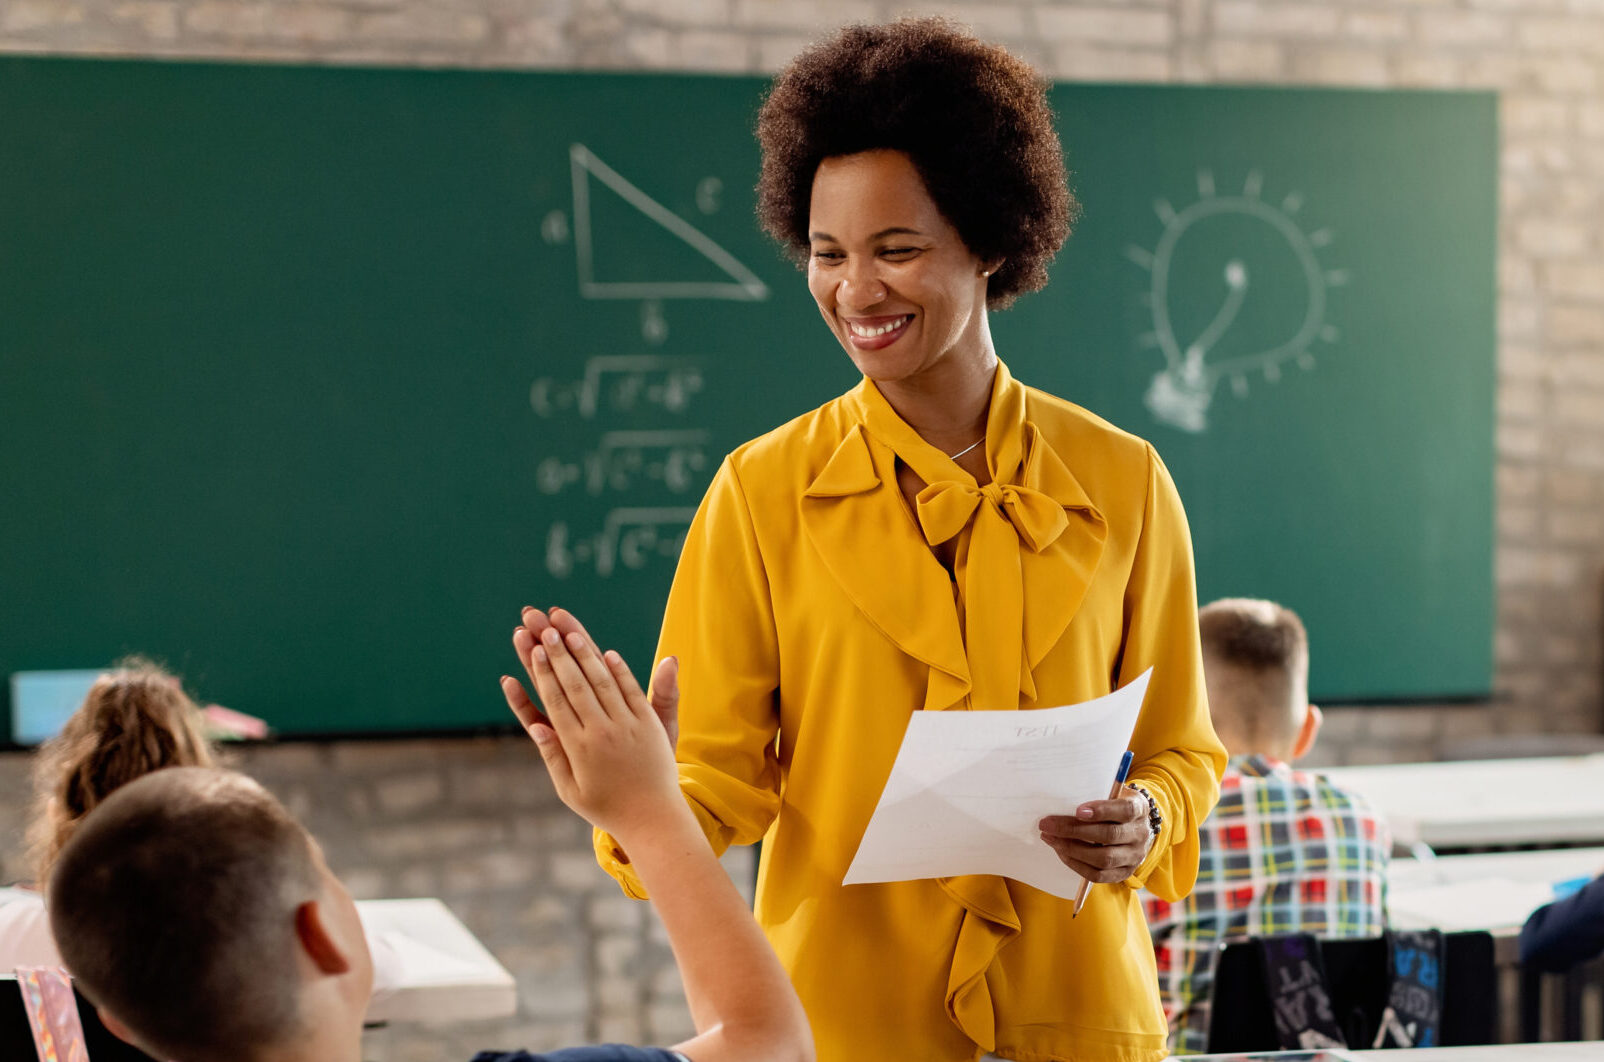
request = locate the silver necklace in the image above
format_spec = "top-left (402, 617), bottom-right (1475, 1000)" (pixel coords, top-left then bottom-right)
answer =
top-left (946, 438), bottom-right (984, 461)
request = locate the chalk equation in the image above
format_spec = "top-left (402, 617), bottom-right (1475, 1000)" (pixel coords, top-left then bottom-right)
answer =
top-left (531, 355), bottom-right (703, 419)
top-left (545, 507), bottom-right (698, 579)
top-left (535, 430), bottom-right (709, 496)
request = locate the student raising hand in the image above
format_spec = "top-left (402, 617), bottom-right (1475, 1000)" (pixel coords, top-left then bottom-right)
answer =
top-left (501, 611), bottom-right (813, 1062)
top-left (503, 619), bottom-right (677, 840)
top-left (515, 605), bottom-right (680, 754)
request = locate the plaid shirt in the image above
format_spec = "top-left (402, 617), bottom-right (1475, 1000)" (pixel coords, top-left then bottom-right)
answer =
top-left (1141, 754), bottom-right (1390, 1054)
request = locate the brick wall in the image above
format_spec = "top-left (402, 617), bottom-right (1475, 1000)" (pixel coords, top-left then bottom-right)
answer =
top-left (2, 0), bottom-right (1601, 1052)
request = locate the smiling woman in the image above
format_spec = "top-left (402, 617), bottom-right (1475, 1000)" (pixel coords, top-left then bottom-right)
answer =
top-left (588, 18), bottom-right (1227, 1062)
top-left (806, 152), bottom-right (995, 417)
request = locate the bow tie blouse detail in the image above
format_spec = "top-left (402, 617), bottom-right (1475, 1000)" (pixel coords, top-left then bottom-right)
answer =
top-left (912, 476), bottom-right (1071, 711)
top-left (915, 478), bottom-right (1071, 553)
top-left (848, 363), bottom-right (1105, 713)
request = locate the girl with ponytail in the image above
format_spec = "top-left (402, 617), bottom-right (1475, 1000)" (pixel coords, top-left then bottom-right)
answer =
top-left (2, 659), bottom-right (215, 968)
top-left (26, 658), bottom-right (216, 884)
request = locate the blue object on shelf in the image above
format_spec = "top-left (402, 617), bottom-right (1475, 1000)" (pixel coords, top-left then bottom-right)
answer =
top-left (1553, 875), bottom-right (1594, 900)
top-left (9, 670), bottom-right (102, 745)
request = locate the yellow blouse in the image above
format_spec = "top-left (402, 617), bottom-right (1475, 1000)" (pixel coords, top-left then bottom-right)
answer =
top-left (597, 363), bottom-right (1226, 1062)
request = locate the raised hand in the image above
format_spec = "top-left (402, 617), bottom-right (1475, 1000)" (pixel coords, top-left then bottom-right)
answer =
top-left (502, 621), bottom-right (679, 841)
top-left (519, 606), bottom-right (680, 753)
top-left (503, 608), bottom-right (814, 1062)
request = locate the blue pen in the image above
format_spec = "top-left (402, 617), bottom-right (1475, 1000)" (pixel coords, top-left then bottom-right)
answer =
top-left (1071, 749), bottom-right (1135, 918)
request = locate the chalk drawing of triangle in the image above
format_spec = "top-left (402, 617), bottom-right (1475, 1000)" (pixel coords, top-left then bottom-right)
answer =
top-left (570, 143), bottom-right (769, 302)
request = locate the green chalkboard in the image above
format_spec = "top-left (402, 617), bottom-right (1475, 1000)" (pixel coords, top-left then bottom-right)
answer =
top-left (0, 58), bottom-right (1495, 736)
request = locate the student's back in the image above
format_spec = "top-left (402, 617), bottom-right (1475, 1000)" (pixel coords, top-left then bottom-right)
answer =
top-left (1141, 599), bottom-right (1389, 1054)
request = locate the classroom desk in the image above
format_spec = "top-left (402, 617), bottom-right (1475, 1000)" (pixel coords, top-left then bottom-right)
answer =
top-left (1382, 849), bottom-right (1604, 1044)
top-left (358, 898), bottom-right (517, 1024)
top-left (1190, 848), bottom-right (1604, 1049)
top-left (0, 891), bottom-right (513, 1026)
top-left (1392, 847), bottom-right (1604, 888)
top-left (1191, 1045), bottom-right (1604, 1060)
top-left (1387, 847), bottom-right (1604, 934)
top-left (1321, 755), bottom-right (1604, 850)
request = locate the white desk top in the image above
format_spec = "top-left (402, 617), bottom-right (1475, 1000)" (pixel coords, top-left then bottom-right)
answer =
top-left (357, 898), bottom-right (516, 1024)
top-left (1385, 847), bottom-right (1604, 933)
top-left (4, 891), bottom-right (513, 1026)
top-left (1321, 755), bottom-right (1604, 849)
top-left (1391, 847), bottom-right (1604, 889)
top-left (1194, 1045), bottom-right (1604, 1060)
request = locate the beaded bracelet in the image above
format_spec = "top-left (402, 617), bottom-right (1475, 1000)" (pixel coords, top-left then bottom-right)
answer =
top-left (1124, 782), bottom-right (1163, 840)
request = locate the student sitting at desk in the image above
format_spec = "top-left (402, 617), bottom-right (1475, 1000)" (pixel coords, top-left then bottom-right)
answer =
top-left (1142, 599), bottom-right (1390, 1054)
top-left (1, 658), bottom-right (420, 1011)
top-left (1520, 873), bottom-right (1604, 972)
top-left (1, 659), bottom-right (216, 971)
top-left (45, 623), bottom-right (813, 1062)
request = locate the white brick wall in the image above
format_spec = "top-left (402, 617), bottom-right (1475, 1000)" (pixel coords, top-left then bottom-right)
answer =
top-left (1036, 6), bottom-right (1174, 48)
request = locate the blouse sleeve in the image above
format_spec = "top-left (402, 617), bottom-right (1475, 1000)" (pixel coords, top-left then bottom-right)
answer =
top-left (1116, 443), bottom-right (1228, 901)
top-left (594, 456), bottom-right (783, 898)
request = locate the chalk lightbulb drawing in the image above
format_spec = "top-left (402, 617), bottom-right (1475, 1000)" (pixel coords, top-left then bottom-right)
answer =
top-left (1126, 169), bottom-right (1347, 433)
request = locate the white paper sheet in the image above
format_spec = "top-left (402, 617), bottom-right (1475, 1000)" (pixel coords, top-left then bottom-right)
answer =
top-left (842, 668), bottom-right (1152, 900)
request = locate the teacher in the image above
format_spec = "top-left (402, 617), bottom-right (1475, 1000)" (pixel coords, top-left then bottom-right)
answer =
top-left (593, 18), bottom-right (1226, 1062)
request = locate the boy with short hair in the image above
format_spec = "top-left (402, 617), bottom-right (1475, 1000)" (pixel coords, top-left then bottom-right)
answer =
top-left (1142, 598), bottom-right (1389, 1054)
top-left (48, 612), bottom-right (813, 1062)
